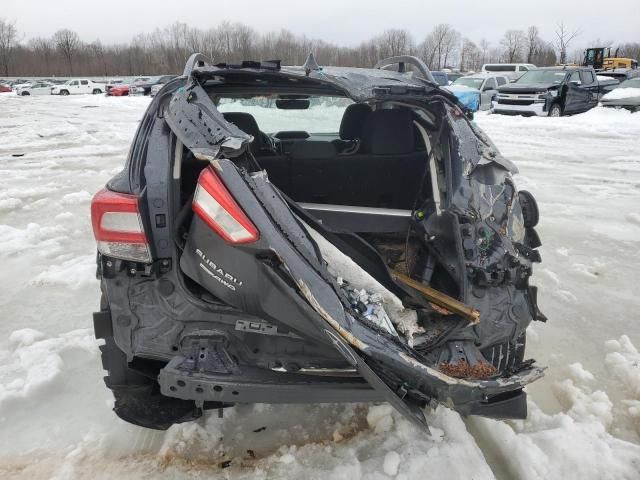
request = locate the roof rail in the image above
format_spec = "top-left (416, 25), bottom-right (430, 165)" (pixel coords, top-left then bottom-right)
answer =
top-left (183, 53), bottom-right (212, 77)
top-left (374, 56), bottom-right (436, 84)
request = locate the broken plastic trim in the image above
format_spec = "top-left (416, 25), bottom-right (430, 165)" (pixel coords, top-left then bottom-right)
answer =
top-left (164, 80), bottom-right (252, 161)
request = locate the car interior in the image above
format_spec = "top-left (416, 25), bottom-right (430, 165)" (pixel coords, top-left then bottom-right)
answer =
top-left (178, 100), bottom-right (433, 238)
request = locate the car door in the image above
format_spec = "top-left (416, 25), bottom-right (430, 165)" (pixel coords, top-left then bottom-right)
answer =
top-left (33, 83), bottom-right (49, 95)
top-left (579, 70), bottom-right (599, 108)
top-left (480, 77), bottom-right (497, 109)
top-left (68, 80), bottom-right (79, 94)
top-left (80, 80), bottom-right (91, 94)
top-left (564, 71), bottom-right (585, 113)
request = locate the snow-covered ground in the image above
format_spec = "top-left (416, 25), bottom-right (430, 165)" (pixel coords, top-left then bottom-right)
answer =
top-left (0, 93), bottom-right (639, 479)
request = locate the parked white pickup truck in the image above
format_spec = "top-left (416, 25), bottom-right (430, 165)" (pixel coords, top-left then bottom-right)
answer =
top-left (51, 79), bottom-right (104, 96)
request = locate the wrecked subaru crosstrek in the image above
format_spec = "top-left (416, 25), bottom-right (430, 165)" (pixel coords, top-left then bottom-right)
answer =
top-left (91, 54), bottom-right (546, 431)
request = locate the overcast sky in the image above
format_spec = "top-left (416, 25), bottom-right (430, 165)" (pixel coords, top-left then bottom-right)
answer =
top-left (4, 0), bottom-right (639, 49)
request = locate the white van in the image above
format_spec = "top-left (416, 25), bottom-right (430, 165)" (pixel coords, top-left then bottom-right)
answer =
top-left (481, 63), bottom-right (536, 81)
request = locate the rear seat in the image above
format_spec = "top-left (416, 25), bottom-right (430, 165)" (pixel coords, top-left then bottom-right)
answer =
top-left (286, 108), bottom-right (425, 232)
top-left (334, 108), bottom-right (426, 209)
top-left (236, 108), bottom-right (426, 211)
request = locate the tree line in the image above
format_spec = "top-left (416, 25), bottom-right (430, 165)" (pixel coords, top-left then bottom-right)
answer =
top-left (1, 18), bottom-right (639, 78)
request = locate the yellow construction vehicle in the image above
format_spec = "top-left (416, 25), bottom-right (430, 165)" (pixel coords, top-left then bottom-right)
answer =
top-left (583, 47), bottom-right (638, 71)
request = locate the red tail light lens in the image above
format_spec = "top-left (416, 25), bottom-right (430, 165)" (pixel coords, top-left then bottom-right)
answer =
top-left (91, 188), bottom-right (152, 263)
top-left (192, 166), bottom-right (259, 244)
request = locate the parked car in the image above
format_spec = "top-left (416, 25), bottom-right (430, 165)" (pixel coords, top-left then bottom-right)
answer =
top-left (0, 83), bottom-right (12, 93)
top-left (493, 66), bottom-right (619, 117)
top-left (90, 54), bottom-right (544, 432)
top-left (105, 79), bottom-right (126, 95)
top-left (107, 84), bottom-right (131, 96)
top-left (15, 81), bottom-right (54, 96)
top-left (597, 68), bottom-right (640, 83)
top-left (130, 75), bottom-right (178, 96)
top-left (51, 79), bottom-right (104, 95)
top-left (430, 71), bottom-right (449, 86)
top-left (445, 73), bottom-right (510, 111)
top-left (8, 78), bottom-right (31, 86)
top-left (481, 63), bottom-right (536, 82)
top-left (600, 78), bottom-right (640, 112)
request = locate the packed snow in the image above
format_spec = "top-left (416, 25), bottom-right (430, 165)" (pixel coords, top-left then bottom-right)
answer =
top-left (0, 93), bottom-right (639, 479)
top-left (602, 87), bottom-right (640, 101)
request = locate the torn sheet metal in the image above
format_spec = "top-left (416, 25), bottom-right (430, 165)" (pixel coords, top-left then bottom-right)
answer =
top-left (165, 81), bottom-right (251, 160)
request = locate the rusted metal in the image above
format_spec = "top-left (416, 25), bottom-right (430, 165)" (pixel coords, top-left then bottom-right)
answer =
top-left (391, 271), bottom-right (480, 325)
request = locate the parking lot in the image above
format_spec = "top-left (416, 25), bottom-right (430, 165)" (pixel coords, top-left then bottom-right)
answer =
top-left (0, 93), bottom-right (639, 479)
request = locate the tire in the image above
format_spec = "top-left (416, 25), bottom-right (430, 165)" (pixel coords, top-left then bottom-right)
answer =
top-left (548, 103), bottom-right (562, 117)
top-left (21, 91), bottom-right (30, 96)
top-left (60, 90), bottom-right (69, 96)
top-left (92, 89), bottom-right (102, 94)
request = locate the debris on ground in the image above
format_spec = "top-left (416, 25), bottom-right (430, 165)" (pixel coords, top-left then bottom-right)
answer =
top-left (439, 359), bottom-right (497, 379)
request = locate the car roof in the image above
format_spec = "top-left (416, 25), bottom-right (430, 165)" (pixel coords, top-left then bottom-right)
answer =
top-left (187, 60), bottom-right (471, 106)
top-left (196, 64), bottom-right (433, 94)
top-left (534, 66), bottom-right (583, 71)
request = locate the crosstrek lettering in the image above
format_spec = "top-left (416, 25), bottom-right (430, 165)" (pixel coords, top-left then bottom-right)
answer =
top-left (196, 248), bottom-right (243, 290)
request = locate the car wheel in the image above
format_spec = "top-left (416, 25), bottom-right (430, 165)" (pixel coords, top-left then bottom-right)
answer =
top-left (548, 103), bottom-right (562, 117)
top-left (21, 91), bottom-right (30, 96)
top-left (92, 89), bottom-right (102, 94)
top-left (60, 90), bottom-right (69, 96)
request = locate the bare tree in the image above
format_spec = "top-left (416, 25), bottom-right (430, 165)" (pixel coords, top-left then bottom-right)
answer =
top-left (0, 18), bottom-right (18, 77)
top-left (526, 26), bottom-right (540, 63)
top-left (377, 29), bottom-right (412, 58)
top-left (555, 22), bottom-right (581, 64)
top-left (420, 24), bottom-right (460, 70)
top-left (532, 41), bottom-right (557, 66)
top-left (501, 29), bottom-right (526, 62)
top-left (460, 38), bottom-right (481, 71)
top-left (53, 29), bottom-right (80, 74)
top-left (89, 40), bottom-right (109, 76)
top-left (0, 19), bottom-right (602, 77)
top-left (29, 37), bottom-right (54, 74)
top-left (617, 42), bottom-right (640, 62)
top-left (479, 38), bottom-right (490, 66)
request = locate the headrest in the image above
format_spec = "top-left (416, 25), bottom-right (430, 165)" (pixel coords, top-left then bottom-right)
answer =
top-left (361, 109), bottom-right (415, 155)
top-left (339, 104), bottom-right (372, 140)
top-left (289, 141), bottom-right (337, 159)
top-left (222, 112), bottom-right (263, 155)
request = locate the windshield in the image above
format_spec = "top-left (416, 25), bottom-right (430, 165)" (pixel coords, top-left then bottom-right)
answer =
top-left (452, 77), bottom-right (484, 89)
top-left (216, 96), bottom-right (353, 134)
top-left (620, 78), bottom-right (640, 88)
top-left (517, 70), bottom-right (567, 84)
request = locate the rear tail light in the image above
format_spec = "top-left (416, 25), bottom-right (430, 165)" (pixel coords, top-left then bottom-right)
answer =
top-left (192, 166), bottom-right (259, 244)
top-left (91, 188), bottom-right (152, 263)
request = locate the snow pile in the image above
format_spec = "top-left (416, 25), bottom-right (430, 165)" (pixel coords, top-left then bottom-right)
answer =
top-left (1, 95), bottom-right (640, 478)
top-left (602, 87), bottom-right (640, 101)
top-left (605, 335), bottom-right (640, 436)
top-left (0, 328), bottom-right (98, 405)
top-left (468, 359), bottom-right (640, 480)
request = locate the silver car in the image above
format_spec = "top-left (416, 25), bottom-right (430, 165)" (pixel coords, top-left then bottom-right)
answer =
top-left (601, 78), bottom-right (640, 112)
top-left (446, 74), bottom-right (510, 111)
